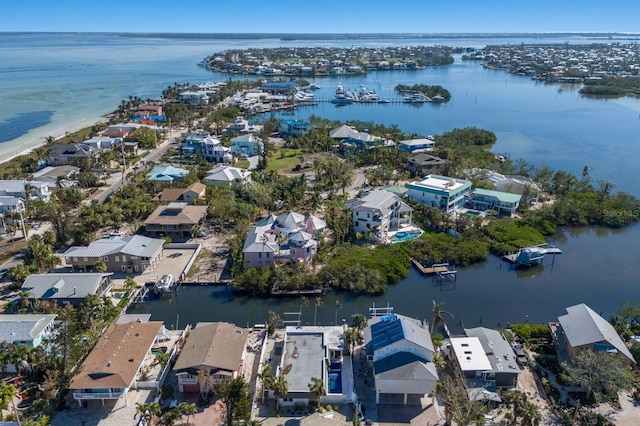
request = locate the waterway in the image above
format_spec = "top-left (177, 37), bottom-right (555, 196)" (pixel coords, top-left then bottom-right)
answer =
top-left (3, 33), bottom-right (640, 328)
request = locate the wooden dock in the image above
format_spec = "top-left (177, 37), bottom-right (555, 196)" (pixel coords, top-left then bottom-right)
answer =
top-left (411, 259), bottom-right (449, 275)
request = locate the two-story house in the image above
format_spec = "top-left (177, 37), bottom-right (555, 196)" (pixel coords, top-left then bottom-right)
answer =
top-left (406, 174), bottom-right (472, 212)
top-left (345, 189), bottom-right (413, 243)
top-left (143, 202), bottom-right (208, 239)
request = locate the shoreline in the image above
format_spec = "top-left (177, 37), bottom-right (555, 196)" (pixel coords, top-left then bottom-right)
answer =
top-left (0, 114), bottom-right (111, 166)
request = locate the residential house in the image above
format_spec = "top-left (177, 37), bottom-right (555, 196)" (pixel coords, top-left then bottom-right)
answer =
top-left (204, 165), bottom-right (251, 186)
top-left (275, 326), bottom-right (354, 407)
top-left (406, 153), bottom-right (446, 176)
top-left (181, 135), bottom-right (232, 164)
top-left (154, 182), bottom-right (206, 203)
top-left (406, 174), bottom-right (472, 212)
top-left (242, 211), bottom-right (326, 268)
top-left (135, 104), bottom-right (163, 117)
top-left (398, 138), bottom-right (436, 153)
top-left (0, 196), bottom-right (25, 230)
top-left (21, 273), bottom-right (112, 307)
top-left (146, 165), bottom-right (189, 183)
top-left (224, 117), bottom-right (262, 134)
top-left (63, 235), bottom-right (165, 274)
top-left (0, 314), bottom-right (57, 348)
top-left (143, 202), bottom-right (208, 239)
top-left (468, 188), bottom-right (522, 216)
top-left (69, 317), bottom-right (163, 407)
top-left (173, 322), bottom-right (248, 393)
top-left (278, 120), bottom-right (311, 136)
top-left (230, 134), bottom-right (264, 158)
top-left (344, 190), bottom-right (413, 242)
top-left (450, 327), bottom-right (521, 389)
top-left (554, 303), bottom-right (635, 365)
top-left (48, 143), bottom-right (100, 167)
top-left (81, 136), bottom-right (119, 151)
top-left (363, 313), bottom-right (439, 405)
top-left (32, 165), bottom-right (80, 190)
top-left (0, 180), bottom-right (51, 202)
top-left (328, 124), bottom-right (359, 140)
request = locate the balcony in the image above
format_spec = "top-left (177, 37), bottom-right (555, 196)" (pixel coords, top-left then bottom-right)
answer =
top-left (73, 391), bottom-right (124, 400)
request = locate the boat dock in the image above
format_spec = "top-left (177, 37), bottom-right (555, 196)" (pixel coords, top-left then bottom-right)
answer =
top-left (412, 259), bottom-right (458, 281)
top-left (503, 244), bottom-right (562, 264)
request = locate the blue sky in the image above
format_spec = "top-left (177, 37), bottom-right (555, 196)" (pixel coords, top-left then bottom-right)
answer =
top-left (2, 0), bottom-right (639, 33)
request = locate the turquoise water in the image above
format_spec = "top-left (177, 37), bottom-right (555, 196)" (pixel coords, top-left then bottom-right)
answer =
top-left (328, 363), bottom-right (343, 394)
top-left (391, 230), bottom-right (422, 242)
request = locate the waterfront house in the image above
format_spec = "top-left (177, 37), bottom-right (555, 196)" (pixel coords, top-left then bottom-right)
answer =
top-left (344, 189), bottom-right (413, 243)
top-left (469, 188), bottom-right (522, 216)
top-left (363, 313), bottom-right (439, 405)
top-left (398, 138), bottom-right (436, 153)
top-left (0, 180), bottom-right (51, 202)
top-left (154, 182), bottom-right (206, 203)
top-left (143, 202), bottom-right (208, 239)
top-left (0, 314), bottom-right (57, 348)
top-left (406, 174), bottom-right (472, 212)
top-left (553, 303), bottom-right (635, 366)
top-left (173, 322), bottom-right (248, 393)
top-left (63, 235), bottom-right (164, 274)
top-left (81, 136), bottom-right (119, 151)
top-left (21, 273), bottom-right (112, 307)
top-left (204, 165), bottom-right (251, 186)
top-left (32, 165), bottom-right (79, 190)
top-left (146, 165), bottom-right (189, 183)
top-left (446, 327), bottom-right (520, 390)
top-left (230, 134), bottom-right (264, 158)
top-left (135, 104), bottom-right (163, 117)
top-left (278, 120), bottom-right (311, 136)
top-left (48, 143), bottom-right (100, 167)
top-left (275, 326), bottom-right (354, 407)
top-left (406, 153), bottom-right (446, 177)
top-left (69, 317), bottom-right (163, 407)
top-left (242, 211), bottom-right (326, 268)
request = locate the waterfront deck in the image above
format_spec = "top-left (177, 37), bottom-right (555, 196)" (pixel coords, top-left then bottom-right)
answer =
top-left (411, 258), bottom-right (449, 275)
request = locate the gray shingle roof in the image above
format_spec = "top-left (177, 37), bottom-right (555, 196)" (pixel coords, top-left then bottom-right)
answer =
top-left (0, 314), bottom-right (57, 343)
top-left (63, 235), bottom-right (164, 259)
top-left (374, 352), bottom-right (438, 381)
top-left (345, 189), bottom-right (412, 216)
top-left (558, 303), bottom-right (634, 363)
top-left (173, 322), bottom-right (248, 372)
top-left (22, 273), bottom-right (112, 300)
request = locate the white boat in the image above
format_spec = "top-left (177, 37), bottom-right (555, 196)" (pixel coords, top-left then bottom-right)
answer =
top-left (309, 83), bottom-right (320, 90)
top-left (403, 92), bottom-right (431, 103)
top-left (516, 247), bottom-right (546, 266)
top-left (332, 83), bottom-right (354, 104)
top-left (378, 98), bottom-right (390, 104)
top-left (357, 85), bottom-right (379, 102)
top-left (154, 274), bottom-right (174, 293)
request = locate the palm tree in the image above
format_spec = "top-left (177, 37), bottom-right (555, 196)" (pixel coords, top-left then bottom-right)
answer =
top-left (314, 296), bottom-right (323, 326)
top-left (257, 363), bottom-right (274, 403)
top-left (344, 327), bottom-right (364, 355)
top-left (177, 402), bottom-right (197, 425)
top-left (0, 381), bottom-right (17, 412)
top-left (191, 224), bottom-right (202, 242)
top-left (431, 300), bottom-right (454, 334)
top-left (135, 401), bottom-right (160, 425)
top-left (335, 300), bottom-right (342, 325)
top-left (308, 376), bottom-right (325, 407)
top-left (299, 295), bottom-right (309, 318)
top-left (197, 369), bottom-right (213, 398)
top-left (271, 375), bottom-right (289, 412)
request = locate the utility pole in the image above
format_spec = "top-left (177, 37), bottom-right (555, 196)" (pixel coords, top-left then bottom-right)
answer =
top-left (121, 141), bottom-right (127, 185)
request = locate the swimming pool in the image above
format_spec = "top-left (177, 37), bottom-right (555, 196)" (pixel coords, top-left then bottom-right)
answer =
top-left (328, 363), bottom-right (343, 394)
top-left (391, 230), bottom-right (422, 243)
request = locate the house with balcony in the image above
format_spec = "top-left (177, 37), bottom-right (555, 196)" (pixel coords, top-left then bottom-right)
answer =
top-left (69, 317), bottom-right (163, 407)
top-left (553, 303), bottom-right (635, 366)
top-left (63, 235), bottom-right (164, 274)
top-left (0, 196), bottom-right (25, 231)
top-left (345, 189), bottom-right (413, 243)
top-left (406, 175), bottom-right (472, 212)
top-left (21, 273), bottom-right (112, 307)
top-left (363, 313), bottom-right (439, 405)
top-left (0, 180), bottom-right (51, 202)
top-left (143, 202), bottom-right (208, 239)
top-left (278, 120), bottom-right (311, 136)
top-left (32, 165), bottom-right (80, 191)
top-left (398, 137), bottom-right (436, 153)
top-left (275, 326), bottom-right (354, 407)
top-left (230, 134), bottom-right (264, 158)
top-left (154, 182), bottom-right (206, 204)
top-left (242, 211), bottom-right (326, 268)
top-left (173, 322), bottom-right (248, 393)
top-left (0, 314), bottom-right (57, 348)
top-left (468, 188), bottom-right (522, 216)
top-left (181, 135), bottom-right (232, 164)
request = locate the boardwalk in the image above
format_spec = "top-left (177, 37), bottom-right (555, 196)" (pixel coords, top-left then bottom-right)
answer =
top-left (411, 258), bottom-right (449, 275)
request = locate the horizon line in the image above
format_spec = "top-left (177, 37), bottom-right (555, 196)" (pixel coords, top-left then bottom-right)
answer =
top-left (2, 31), bottom-right (640, 36)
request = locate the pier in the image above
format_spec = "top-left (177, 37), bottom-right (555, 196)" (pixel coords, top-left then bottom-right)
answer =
top-left (503, 243), bottom-right (562, 265)
top-left (411, 259), bottom-right (450, 275)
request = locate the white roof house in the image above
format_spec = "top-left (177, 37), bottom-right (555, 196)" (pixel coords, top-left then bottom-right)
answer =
top-left (0, 314), bottom-right (57, 347)
top-left (406, 175), bottom-right (472, 212)
top-left (204, 165), bottom-right (251, 185)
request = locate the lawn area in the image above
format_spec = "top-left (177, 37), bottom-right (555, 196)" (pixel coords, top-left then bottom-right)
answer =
top-left (0, 238), bottom-right (27, 265)
top-left (267, 147), bottom-right (306, 172)
top-left (235, 159), bottom-right (250, 169)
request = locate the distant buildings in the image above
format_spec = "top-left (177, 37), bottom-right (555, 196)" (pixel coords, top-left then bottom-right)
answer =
top-left (406, 174), bottom-right (472, 212)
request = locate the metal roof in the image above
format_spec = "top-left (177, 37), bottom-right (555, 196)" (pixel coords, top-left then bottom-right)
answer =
top-left (374, 352), bottom-right (438, 381)
top-left (22, 273), bottom-right (112, 300)
top-left (472, 188), bottom-right (522, 204)
top-left (63, 235), bottom-right (164, 259)
top-left (0, 314), bottom-right (57, 343)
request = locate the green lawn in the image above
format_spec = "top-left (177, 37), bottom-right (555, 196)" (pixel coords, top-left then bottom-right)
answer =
top-left (235, 159), bottom-right (250, 169)
top-left (267, 147), bottom-right (306, 172)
